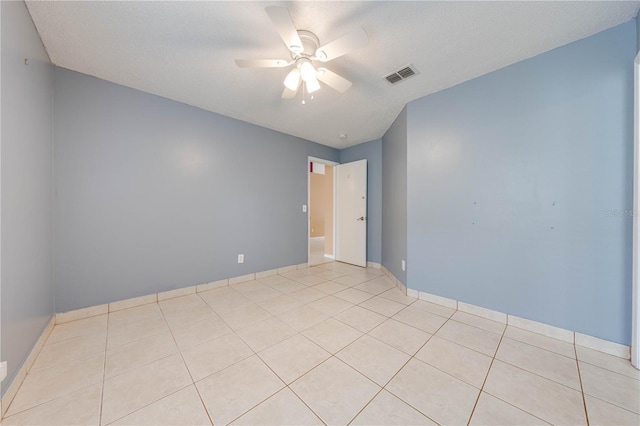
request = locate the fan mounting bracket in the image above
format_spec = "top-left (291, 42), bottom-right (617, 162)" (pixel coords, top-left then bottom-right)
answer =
top-left (291, 30), bottom-right (320, 59)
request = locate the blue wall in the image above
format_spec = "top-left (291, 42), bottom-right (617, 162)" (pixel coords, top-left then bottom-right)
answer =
top-left (53, 67), bottom-right (338, 313)
top-left (1, 1), bottom-right (54, 394)
top-left (339, 139), bottom-right (382, 264)
top-left (382, 108), bottom-right (408, 284)
top-left (407, 21), bottom-right (635, 345)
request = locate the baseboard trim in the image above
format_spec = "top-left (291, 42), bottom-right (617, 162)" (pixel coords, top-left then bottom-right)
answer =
top-left (55, 263), bottom-right (307, 323)
top-left (1, 316), bottom-right (55, 419)
top-left (411, 288), bottom-right (632, 360)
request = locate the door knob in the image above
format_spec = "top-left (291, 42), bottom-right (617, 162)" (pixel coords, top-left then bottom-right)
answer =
top-left (356, 216), bottom-right (367, 221)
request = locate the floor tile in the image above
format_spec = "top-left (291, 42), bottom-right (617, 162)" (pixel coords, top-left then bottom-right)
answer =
top-left (262, 278), bottom-right (307, 294)
top-left (585, 394), bottom-right (640, 426)
top-left (158, 294), bottom-right (206, 314)
top-left (181, 332), bottom-right (253, 382)
top-left (31, 331), bottom-right (106, 372)
top-left (368, 319), bottom-right (432, 355)
top-left (105, 330), bottom-right (178, 378)
top-left (230, 388), bottom-right (323, 425)
top-left (451, 311), bottom-right (506, 334)
top-left (579, 361), bottom-right (640, 414)
top-left (335, 306), bottom-right (386, 333)
top-left (236, 316), bottom-right (297, 352)
top-left (1, 384), bottom-right (102, 426)
top-left (277, 306), bottom-right (329, 332)
top-left (290, 357), bottom-right (380, 425)
top-left (107, 315), bottom-right (170, 349)
top-left (469, 392), bottom-right (549, 425)
top-left (292, 275), bottom-right (327, 286)
top-left (196, 355), bottom-right (284, 426)
top-left (411, 299), bottom-right (456, 318)
top-left (200, 291), bottom-right (253, 314)
top-left (258, 274), bottom-right (298, 287)
top-left (7, 353), bottom-right (105, 416)
top-left (243, 286), bottom-right (282, 303)
top-left (503, 326), bottom-right (575, 358)
top-left (108, 303), bottom-right (164, 329)
top-left (334, 288), bottom-right (374, 304)
top-left (302, 318), bottom-right (363, 354)
top-left (351, 390), bottom-right (437, 425)
top-left (386, 358), bottom-right (479, 425)
top-left (416, 335), bottom-right (492, 388)
top-left (315, 270), bottom-right (349, 281)
top-left (332, 274), bottom-right (370, 286)
top-left (392, 305), bottom-right (448, 334)
top-left (289, 287), bottom-right (327, 304)
top-left (496, 337), bottom-right (581, 390)
top-left (483, 360), bottom-right (586, 425)
top-left (312, 281), bottom-right (349, 295)
top-left (436, 319), bottom-right (502, 356)
top-left (169, 314), bottom-right (232, 351)
top-left (217, 303), bottom-right (272, 330)
top-left (258, 334), bottom-right (331, 384)
top-left (257, 294), bottom-right (303, 315)
top-left (231, 280), bottom-right (270, 293)
top-left (379, 288), bottom-right (417, 305)
top-left (354, 277), bottom-right (395, 295)
top-left (336, 335), bottom-right (410, 386)
top-left (576, 345), bottom-right (640, 380)
top-left (161, 301), bottom-right (215, 329)
top-left (111, 385), bottom-right (211, 425)
top-left (101, 354), bottom-right (192, 425)
top-left (308, 295), bottom-right (354, 316)
top-left (359, 296), bottom-right (406, 317)
top-left (46, 315), bottom-right (108, 344)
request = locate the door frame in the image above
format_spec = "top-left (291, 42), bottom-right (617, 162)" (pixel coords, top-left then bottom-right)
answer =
top-left (307, 156), bottom-right (339, 265)
top-left (632, 51), bottom-right (640, 369)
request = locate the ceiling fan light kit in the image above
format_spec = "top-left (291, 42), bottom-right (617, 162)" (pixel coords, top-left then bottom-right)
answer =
top-left (235, 5), bottom-right (368, 102)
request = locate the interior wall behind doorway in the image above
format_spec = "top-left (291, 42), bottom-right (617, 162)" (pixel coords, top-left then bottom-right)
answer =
top-left (310, 163), bottom-right (334, 256)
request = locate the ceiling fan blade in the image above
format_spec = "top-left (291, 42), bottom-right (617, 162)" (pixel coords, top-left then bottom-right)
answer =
top-left (315, 27), bottom-right (368, 62)
top-left (282, 84), bottom-right (300, 99)
top-left (265, 6), bottom-right (304, 54)
top-left (316, 68), bottom-right (352, 93)
top-left (235, 59), bottom-right (292, 68)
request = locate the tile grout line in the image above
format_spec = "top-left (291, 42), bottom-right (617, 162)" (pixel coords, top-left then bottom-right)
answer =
top-left (99, 308), bottom-right (110, 425)
top-left (465, 319), bottom-right (508, 425)
top-left (159, 302), bottom-right (216, 426)
top-left (574, 343), bottom-right (590, 426)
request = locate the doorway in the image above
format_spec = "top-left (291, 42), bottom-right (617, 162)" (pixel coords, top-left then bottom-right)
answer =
top-left (308, 157), bottom-right (337, 266)
top-left (632, 51), bottom-right (640, 369)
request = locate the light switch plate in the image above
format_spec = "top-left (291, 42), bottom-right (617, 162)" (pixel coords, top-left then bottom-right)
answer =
top-left (401, 260), bottom-right (406, 271)
top-left (302, 205), bottom-right (307, 213)
top-left (238, 254), bottom-right (244, 264)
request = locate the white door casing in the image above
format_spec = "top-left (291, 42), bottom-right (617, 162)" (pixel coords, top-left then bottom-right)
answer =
top-left (336, 160), bottom-right (367, 267)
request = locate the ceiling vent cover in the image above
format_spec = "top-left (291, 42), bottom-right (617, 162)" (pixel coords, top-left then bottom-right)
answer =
top-left (384, 64), bottom-right (419, 85)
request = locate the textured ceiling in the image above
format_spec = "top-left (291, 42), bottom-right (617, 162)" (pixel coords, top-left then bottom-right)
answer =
top-left (26, 1), bottom-right (639, 148)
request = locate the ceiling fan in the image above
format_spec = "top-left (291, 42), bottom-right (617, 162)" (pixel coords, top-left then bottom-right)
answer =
top-left (235, 6), bottom-right (368, 101)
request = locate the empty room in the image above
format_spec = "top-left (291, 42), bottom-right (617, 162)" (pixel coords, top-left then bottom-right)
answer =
top-left (1, 1), bottom-right (640, 425)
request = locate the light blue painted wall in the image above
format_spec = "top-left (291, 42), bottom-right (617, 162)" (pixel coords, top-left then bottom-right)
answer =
top-left (1, 1), bottom-right (54, 394)
top-left (407, 21), bottom-right (635, 345)
top-left (636, 13), bottom-right (639, 52)
top-left (339, 139), bottom-right (382, 264)
top-left (382, 108), bottom-right (407, 284)
top-left (53, 67), bottom-right (338, 313)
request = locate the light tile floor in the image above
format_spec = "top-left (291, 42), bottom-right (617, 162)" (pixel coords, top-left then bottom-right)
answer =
top-left (2, 262), bottom-right (639, 425)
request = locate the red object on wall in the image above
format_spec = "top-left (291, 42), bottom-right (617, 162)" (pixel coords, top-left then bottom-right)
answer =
top-left (310, 161), bottom-right (313, 173)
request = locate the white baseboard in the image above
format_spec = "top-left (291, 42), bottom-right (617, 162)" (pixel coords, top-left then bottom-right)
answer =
top-left (1, 317), bottom-right (55, 419)
top-left (411, 288), bottom-right (632, 360)
top-left (367, 261), bottom-right (381, 269)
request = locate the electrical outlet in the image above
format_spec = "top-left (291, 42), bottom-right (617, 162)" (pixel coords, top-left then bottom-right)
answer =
top-left (237, 254), bottom-right (244, 264)
top-left (302, 205), bottom-right (307, 213)
top-left (401, 260), bottom-right (406, 271)
top-left (1, 361), bottom-right (7, 382)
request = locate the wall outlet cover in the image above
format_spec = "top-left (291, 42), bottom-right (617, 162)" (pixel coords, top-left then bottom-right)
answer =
top-left (1, 361), bottom-right (7, 382)
top-left (302, 205), bottom-right (307, 213)
top-left (402, 260), bottom-right (406, 271)
top-left (238, 254), bottom-right (244, 264)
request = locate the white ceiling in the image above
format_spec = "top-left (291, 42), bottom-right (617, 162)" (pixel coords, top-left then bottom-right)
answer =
top-left (26, 1), bottom-right (639, 148)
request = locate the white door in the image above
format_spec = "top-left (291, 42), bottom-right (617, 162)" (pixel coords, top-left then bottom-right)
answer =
top-left (336, 160), bottom-right (367, 267)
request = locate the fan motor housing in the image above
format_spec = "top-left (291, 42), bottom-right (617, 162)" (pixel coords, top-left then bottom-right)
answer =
top-left (293, 30), bottom-right (320, 58)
